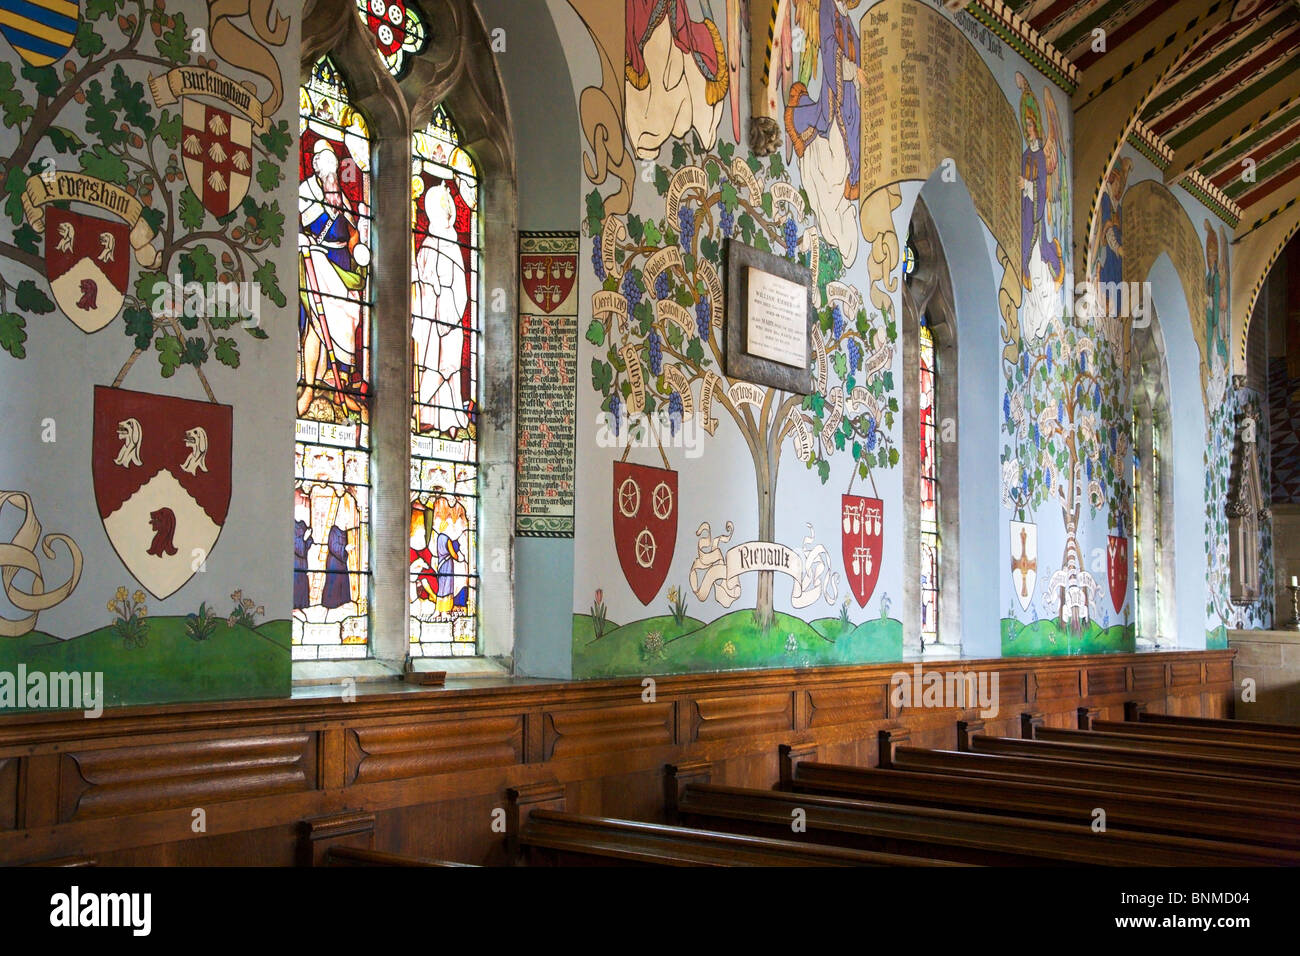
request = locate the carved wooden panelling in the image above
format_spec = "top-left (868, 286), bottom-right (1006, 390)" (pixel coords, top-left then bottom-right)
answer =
top-left (691, 692), bottom-right (793, 742)
top-left (1169, 661), bottom-right (1203, 687)
top-left (996, 673), bottom-right (1029, 707)
top-left (59, 734), bottom-right (315, 822)
top-left (1131, 663), bottom-right (1165, 691)
top-left (1205, 659), bottom-right (1233, 684)
top-left (347, 715), bottom-right (523, 785)
top-left (807, 684), bottom-right (887, 728)
top-left (1087, 667), bottom-right (1126, 696)
top-left (542, 702), bottom-right (675, 761)
top-left (0, 758), bottom-right (15, 830)
top-left (1034, 669), bottom-right (1081, 701)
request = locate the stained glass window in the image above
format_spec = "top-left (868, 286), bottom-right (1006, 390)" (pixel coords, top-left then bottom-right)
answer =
top-left (294, 57), bottom-right (373, 660)
top-left (919, 315), bottom-right (939, 647)
top-left (903, 239), bottom-right (916, 280)
top-left (357, 0), bottom-right (428, 79)
top-left (409, 104), bottom-right (480, 657)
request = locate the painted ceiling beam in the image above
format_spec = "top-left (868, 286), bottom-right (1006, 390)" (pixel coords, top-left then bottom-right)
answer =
top-left (1071, 0), bottom-right (1232, 279)
top-left (1164, 66), bottom-right (1300, 184)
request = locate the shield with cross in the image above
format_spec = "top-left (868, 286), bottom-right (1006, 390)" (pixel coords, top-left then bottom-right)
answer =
top-left (612, 461), bottom-right (677, 605)
top-left (842, 494), bottom-right (883, 607)
top-left (1009, 519), bottom-right (1037, 613)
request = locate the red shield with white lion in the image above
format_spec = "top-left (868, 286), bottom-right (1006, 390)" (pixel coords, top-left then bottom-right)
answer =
top-left (842, 495), bottom-right (882, 607)
top-left (45, 206), bottom-right (129, 333)
top-left (92, 386), bottom-right (233, 600)
top-left (613, 461), bottom-right (677, 605)
top-left (1108, 534), bottom-right (1129, 613)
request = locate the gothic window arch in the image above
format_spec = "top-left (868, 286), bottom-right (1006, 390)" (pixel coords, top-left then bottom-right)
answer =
top-left (296, 0), bottom-right (516, 676)
top-left (1228, 401), bottom-right (1267, 605)
top-left (902, 199), bottom-right (959, 657)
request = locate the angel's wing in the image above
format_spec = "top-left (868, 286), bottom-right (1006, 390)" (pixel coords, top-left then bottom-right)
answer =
top-left (1042, 86), bottom-right (1066, 223)
top-left (794, 0), bottom-right (819, 87)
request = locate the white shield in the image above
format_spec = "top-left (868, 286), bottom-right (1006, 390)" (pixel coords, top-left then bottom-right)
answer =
top-left (1009, 520), bottom-right (1038, 613)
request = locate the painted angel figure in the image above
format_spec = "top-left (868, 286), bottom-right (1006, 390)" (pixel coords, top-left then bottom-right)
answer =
top-left (1016, 73), bottom-right (1065, 341)
top-left (785, 0), bottom-right (862, 265)
top-left (299, 137), bottom-right (370, 419)
top-left (412, 182), bottom-right (470, 437)
top-left (624, 0), bottom-right (729, 159)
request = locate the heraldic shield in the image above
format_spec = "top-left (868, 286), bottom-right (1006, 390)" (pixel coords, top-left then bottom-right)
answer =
top-left (181, 98), bottom-right (253, 218)
top-left (842, 494), bottom-right (882, 607)
top-left (1010, 519), bottom-right (1038, 613)
top-left (613, 461), bottom-right (677, 605)
top-left (92, 386), bottom-right (233, 600)
top-left (521, 254), bottom-right (577, 314)
top-left (46, 206), bottom-right (130, 333)
top-left (0, 0), bottom-right (78, 68)
top-left (1108, 534), bottom-right (1129, 614)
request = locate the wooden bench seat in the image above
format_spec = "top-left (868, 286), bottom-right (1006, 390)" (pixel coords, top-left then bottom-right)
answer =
top-left (1033, 725), bottom-right (1300, 766)
top-left (515, 809), bottom-right (965, 867)
top-left (324, 847), bottom-right (476, 867)
top-left (1096, 717), bottom-right (1300, 750)
top-left (1128, 706), bottom-right (1300, 739)
top-left (888, 746), bottom-right (1300, 810)
top-left (668, 781), bottom-right (1294, 866)
top-left (779, 754), bottom-right (1300, 851)
top-left (968, 734), bottom-right (1300, 783)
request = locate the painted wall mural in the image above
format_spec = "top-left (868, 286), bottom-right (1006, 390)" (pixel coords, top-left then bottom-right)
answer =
top-left (0, 0), bottom-right (295, 706)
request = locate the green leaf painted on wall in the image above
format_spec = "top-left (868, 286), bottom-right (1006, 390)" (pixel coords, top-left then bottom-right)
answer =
top-left (110, 66), bottom-right (154, 135)
top-left (252, 159), bottom-right (280, 196)
top-left (78, 144), bottom-right (128, 183)
top-left (0, 312), bottom-right (27, 359)
top-left (591, 358), bottom-right (613, 393)
top-left (253, 259), bottom-right (285, 308)
top-left (85, 0), bottom-right (124, 20)
top-left (181, 336), bottom-right (208, 367)
top-left (215, 336), bottom-right (240, 368)
top-left (124, 306), bottom-right (154, 349)
top-left (20, 64), bottom-right (59, 97)
top-left (178, 186), bottom-right (206, 231)
top-left (45, 125), bottom-right (86, 154)
top-left (0, 64), bottom-right (34, 128)
top-left (157, 10), bottom-right (190, 63)
top-left (74, 20), bottom-right (105, 57)
top-left (84, 80), bottom-right (128, 148)
top-left (260, 119), bottom-right (291, 161)
top-left (155, 333), bottom-right (182, 376)
top-left (158, 109), bottom-right (181, 149)
top-left (180, 245), bottom-right (217, 285)
top-left (585, 319), bottom-right (605, 347)
top-left (14, 280), bottom-right (54, 314)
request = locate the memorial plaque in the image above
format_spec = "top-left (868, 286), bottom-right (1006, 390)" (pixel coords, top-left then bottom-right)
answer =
top-left (725, 239), bottom-right (814, 394)
top-left (517, 232), bottom-right (578, 537)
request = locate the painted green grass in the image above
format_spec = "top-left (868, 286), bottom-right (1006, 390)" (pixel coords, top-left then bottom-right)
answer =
top-left (1206, 626), bottom-right (1228, 650)
top-left (573, 610), bottom-right (902, 677)
top-left (0, 617), bottom-right (291, 710)
top-left (1001, 618), bottom-right (1135, 657)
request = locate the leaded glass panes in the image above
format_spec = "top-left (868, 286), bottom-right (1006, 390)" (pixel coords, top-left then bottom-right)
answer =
top-left (410, 106), bottom-right (480, 656)
top-left (294, 57), bottom-right (373, 659)
top-left (357, 0), bottom-right (428, 79)
top-left (919, 316), bottom-right (939, 647)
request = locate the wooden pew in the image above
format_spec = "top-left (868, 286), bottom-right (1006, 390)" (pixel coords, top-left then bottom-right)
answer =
top-left (515, 809), bottom-right (967, 866)
top-left (1091, 718), bottom-right (1300, 750)
top-left (968, 733), bottom-right (1300, 784)
top-left (666, 776), bottom-right (1295, 866)
top-left (1031, 725), bottom-right (1300, 766)
top-left (1127, 703), bottom-right (1300, 739)
top-left (505, 779), bottom-right (959, 867)
top-left (776, 749), bottom-right (1300, 852)
top-left (325, 847), bottom-right (476, 867)
top-left (887, 746), bottom-right (1300, 811)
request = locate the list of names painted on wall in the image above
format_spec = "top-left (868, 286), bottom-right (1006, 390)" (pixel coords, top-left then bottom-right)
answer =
top-left (517, 233), bottom-right (579, 536)
top-left (858, 0), bottom-right (1020, 260)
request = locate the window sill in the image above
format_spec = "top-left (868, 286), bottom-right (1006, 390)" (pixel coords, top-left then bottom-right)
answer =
top-left (292, 655), bottom-right (511, 686)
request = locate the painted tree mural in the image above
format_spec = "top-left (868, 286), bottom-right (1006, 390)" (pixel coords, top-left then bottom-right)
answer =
top-left (0, 0), bottom-right (289, 384)
top-left (584, 135), bottom-right (896, 629)
top-left (1001, 314), bottom-right (1131, 629)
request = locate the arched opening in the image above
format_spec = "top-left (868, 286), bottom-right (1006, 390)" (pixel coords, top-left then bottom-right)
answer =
top-left (297, 0), bottom-right (517, 676)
